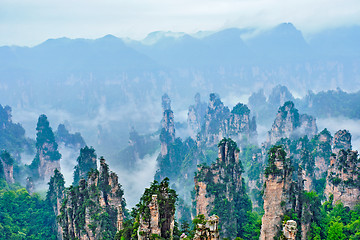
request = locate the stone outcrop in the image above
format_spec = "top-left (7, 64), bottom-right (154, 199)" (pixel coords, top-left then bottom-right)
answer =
top-left (260, 146), bottom-right (303, 240)
top-left (136, 179), bottom-right (176, 240)
top-left (58, 157), bottom-right (125, 240)
top-left (47, 169), bottom-right (65, 239)
top-left (201, 93), bottom-right (256, 147)
top-left (138, 195), bottom-right (161, 239)
top-left (193, 215), bottom-right (220, 240)
top-left (332, 129), bottom-right (352, 154)
top-left (0, 151), bottom-right (15, 184)
top-left (314, 128), bottom-right (332, 179)
top-left (283, 220), bottom-right (297, 240)
top-left (73, 146), bottom-right (97, 185)
top-left (268, 101), bottom-right (317, 145)
top-left (29, 114), bottom-right (61, 184)
top-left (194, 138), bottom-right (251, 239)
top-left (160, 94), bottom-right (175, 156)
top-left (55, 123), bottom-right (86, 149)
top-left (0, 104), bottom-right (31, 161)
top-left (325, 149), bottom-right (360, 209)
top-left (187, 93), bottom-right (207, 139)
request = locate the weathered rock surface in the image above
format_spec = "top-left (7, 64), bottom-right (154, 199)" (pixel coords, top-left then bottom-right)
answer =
top-left (333, 129), bottom-right (352, 154)
top-left (160, 94), bottom-right (175, 156)
top-left (0, 151), bottom-right (15, 184)
top-left (193, 215), bottom-right (220, 240)
top-left (201, 93), bottom-right (256, 147)
top-left (260, 146), bottom-right (302, 240)
top-left (58, 157), bottom-right (125, 240)
top-left (325, 149), bottom-right (360, 209)
top-left (195, 138), bottom-right (250, 239)
top-left (188, 93), bottom-right (207, 139)
top-left (29, 114), bottom-right (62, 185)
top-left (268, 101), bottom-right (317, 145)
top-left (283, 220), bottom-right (297, 240)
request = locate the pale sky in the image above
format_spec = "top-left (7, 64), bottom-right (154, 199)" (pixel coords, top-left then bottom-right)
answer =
top-left (1, 0), bottom-right (360, 46)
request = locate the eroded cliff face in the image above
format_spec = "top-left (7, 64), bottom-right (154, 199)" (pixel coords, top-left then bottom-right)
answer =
top-left (200, 94), bottom-right (256, 147)
top-left (188, 93), bottom-right (207, 139)
top-left (0, 151), bottom-right (15, 184)
top-left (325, 149), bottom-right (360, 209)
top-left (268, 101), bottom-right (317, 145)
top-left (47, 169), bottom-right (65, 240)
top-left (192, 215), bottom-right (220, 240)
top-left (260, 146), bottom-right (297, 240)
top-left (160, 94), bottom-right (175, 156)
top-left (332, 129), bottom-right (352, 154)
top-left (314, 129), bottom-right (332, 179)
top-left (29, 114), bottom-right (62, 187)
top-left (58, 157), bottom-right (125, 240)
top-left (194, 138), bottom-right (251, 239)
top-left (136, 179), bottom-right (176, 240)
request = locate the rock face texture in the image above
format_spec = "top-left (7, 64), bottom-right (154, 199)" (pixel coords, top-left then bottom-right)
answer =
top-left (138, 195), bottom-right (161, 239)
top-left (58, 157), bottom-right (125, 240)
top-left (325, 149), bottom-right (360, 209)
top-left (47, 169), bottom-right (65, 240)
top-left (73, 146), bottom-right (97, 185)
top-left (0, 104), bottom-right (31, 161)
top-left (188, 93), bottom-right (207, 139)
top-left (268, 101), bottom-right (317, 145)
top-left (136, 179), bottom-right (176, 240)
top-left (194, 138), bottom-right (251, 239)
top-left (201, 94), bottom-right (256, 146)
top-left (332, 129), bottom-right (352, 154)
top-left (0, 151), bottom-right (15, 184)
top-left (193, 215), bottom-right (220, 240)
top-left (160, 94), bottom-right (175, 156)
top-left (260, 146), bottom-right (303, 240)
top-left (55, 123), bottom-right (86, 149)
top-left (283, 220), bottom-right (297, 240)
top-left (314, 129), bottom-right (332, 179)
top-left (29, 114), bottom-right (61, 185)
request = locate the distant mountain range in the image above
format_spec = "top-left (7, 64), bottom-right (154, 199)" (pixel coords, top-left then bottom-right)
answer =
top-left (0, 23), bottom-right (359, 153)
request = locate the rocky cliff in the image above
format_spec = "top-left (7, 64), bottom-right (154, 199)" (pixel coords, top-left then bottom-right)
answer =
top-left (47, 169), bottom-right (65, 239)
top-left (268, 101), bottom-right (317, 145)
top-left (260, 146), bottom-right (303, 240)
top-left (0, 104), bottom-right (33, 161)
top-left (194, 138), bottom-right (252, 239)
top-left (325, 149), bottom-right (360, 209)
top-left (200, 93), bottom-right (256, 147)
top-left (192, 215), bottom-right (220, 240)
top-left (188, 93), bottom-right (207, 139)
top-left (160, 94), bottom-right (175, 156)
top-left (332, 129), bottom-right (352, 154)
top-left (0, 150), bottom-right (15, 184)
top-left (135, 178), bottom-right (176, 240)
top-left (55, 124), bottom-right (86, 149)
top-left (73, 146), bottom-right (97, 185)
top-left (58, 157), bottom-right (125, 240)
top-left (28, 114), bottom-right (61, 186)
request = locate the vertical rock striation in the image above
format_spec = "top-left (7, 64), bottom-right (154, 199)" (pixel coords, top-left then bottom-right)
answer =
top-left (194, 138), bottom-right (251, 239)
top-left (325, 149), bottom-right (360, 209)
top-left (188, 93), bottom-right (207, 139)
top-left (29, 114), bottom-right (61, 185)
top-left (268, 101), bottom-right (317, 145)
top-left (58, 157), bottom-right (125, 240)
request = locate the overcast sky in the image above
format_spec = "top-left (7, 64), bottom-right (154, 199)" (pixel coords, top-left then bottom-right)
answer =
top-left (1, 0), bottom-right (360, 46)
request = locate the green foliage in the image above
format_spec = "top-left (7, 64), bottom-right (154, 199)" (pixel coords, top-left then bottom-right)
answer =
top-left (0, 181), bottom-right (57, 239)
top-left (73, 146), bottom-right (97, 186)
top-left (55, 124), bottom-right (86, 148)
top-left (264, 145), bottom-right (287, 177)
top-left (34, 114), bottom-right (61, 161)
top-left (231, 103), bottom-right (250, 116)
